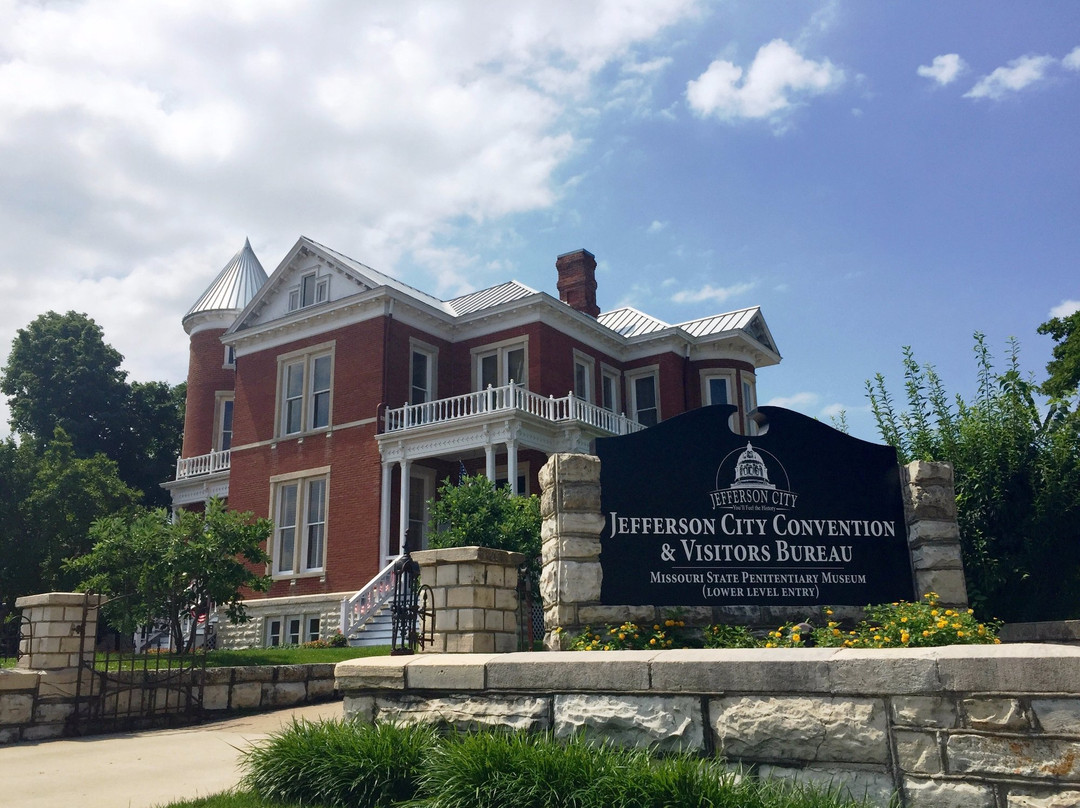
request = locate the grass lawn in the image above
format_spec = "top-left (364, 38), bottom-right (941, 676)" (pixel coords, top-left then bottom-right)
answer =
top-left (85, 644), bottom-right (390, 671)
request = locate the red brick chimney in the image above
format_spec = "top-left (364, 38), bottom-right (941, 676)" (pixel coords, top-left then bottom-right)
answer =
top-left (556, 249), bottom-right (600, 318)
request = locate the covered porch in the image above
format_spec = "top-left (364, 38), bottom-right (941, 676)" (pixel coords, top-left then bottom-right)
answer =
top-left (375, 382), bottom-right (643, 563)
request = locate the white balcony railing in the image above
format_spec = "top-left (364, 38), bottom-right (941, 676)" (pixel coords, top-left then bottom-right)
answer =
top-left (175, 449), bottom-right (231, 480)
top-left (340, 554), bottom-right (403, 640)
top-left (383, 383), bottom-right (645, 437)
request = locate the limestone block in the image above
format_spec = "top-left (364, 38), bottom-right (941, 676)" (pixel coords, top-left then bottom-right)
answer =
top-left (1032, 699), bottom-right (1080, 736)
top-left (759, 765), bottom-right (897, 808)
top-left (913, 569), bottom-right (967, 605)
top-left (906, 486), bottom-right (957, 521)
top-left (946, 733), bottom-right (1080, 779)
top-left (1007, 789), bottom-right (1080, 807)
top-left (539, 560), bottom-right (602, 604)
top-left (710, 695), bottom-right (888, 764)
top-left (423, 634), bottom-right (446, 654)
top-left (484, 610), bottom-right (505, 632)
top-left (905, 460), bottom-right (954, 487)
top-left (554, 694), bottom-right (703, 753)
top-left (494, 589), bottom-right (517, 611)
top-left (456, 563), bottom-right (487, 586)
top-left (0, 693), bottom-right (34, 725)
top-left (548, 512), bottom-right (606, 539)
top-left (232, 666), bottom-right (275, 683)
top-left (541, 482), bottom-right (600, 515)
top-left (229, 682), bottom-right (262, 709)
top-left (33, 701), bottom-right (74, 723)
top-left (447, 586), bottom-right (495, 610)
top-left (936, 644), bottom-right (1080, 693)
top-left (344, 695), bottom-right (375, 723)
top-left (277, 665), bottom-right (310, 682)
top-left (0, 670), bottom-right (39, 692)
top-left (543, 603), bottom-right (577, 627)
top-left (891, 696), bottom-right (958, 729)
top-left (447, 633), bottom-right (495, 653)
top-left (541, 526), bottom-right (603, 560)
top-left (203, 684), bottom-right (231, 710)
top-left (456, 608), bottom-right (487, 631)
top-left (337, 658), bottom-right (409, 692)
top-left (0, 727), bottom-right (19, 743)
top-left (487, 651), bottom-right (653, 691)
top-left (894, 729), bottom-right (942, 774)
top-left (828, 648), bottom-right (942, 695)
top-left (266, 682), bottom-right (307, 707)
top-left (434, 609), bottom-right (458, 632)
top-left (406, 655), bottom-right (492, 690)
top-left (651, 648), bottom-right (834, 694)
top-left (963, 697), bottom-right (1029, 730)
top-left (904, 777), bottom-right (995, 808)
top-left (306, 677), bottom-right (336, 700)
top-left (493, 633), bottom-right (517, 653)
top-left (201, 667), bottom-right (234, 686)
top-left (375, 694), bottom-right (550, 732)
top-left (541, 453), bottom-right (600, 487)
top-left (576, 605), bottom-right (657, 626)
top-left (435, 564), bottom-right (458, 587)
top-left (22, 724), bottom-right (64, 741)
top-left (906, 520), bottom-right (961, 548)
top-left (911, 543), bottom-right (964, 570)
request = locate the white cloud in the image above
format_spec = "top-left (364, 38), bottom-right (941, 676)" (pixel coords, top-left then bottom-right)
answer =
top-left (685, 39), bottom-right (844, 123)
top-left (647, 220), bottom-right (668, 234)
top-left (765, 392), bottom-right (819, 409)
top-left (671, 281), bottom-right (756, 305)
top-left (820, 402), bottom-right (846, 419)
top-left (917, 53), bottom-right (967, 86)
top-left (1050, 299), bottom-right (1080, 318)
top-left (1064, 46), bottom-right (1080, 71)
top-left (0, 0), bottom-right (700, 434)
top-left (965, 54), bottom-right (1056, 99)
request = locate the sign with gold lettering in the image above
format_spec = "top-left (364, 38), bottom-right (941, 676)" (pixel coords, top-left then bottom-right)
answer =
top-left (596, 406), bottom-right (913, 606)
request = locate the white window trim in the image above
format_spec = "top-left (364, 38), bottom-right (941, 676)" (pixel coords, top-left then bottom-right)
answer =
top-left (269, 467), bottom-right (331, 580)
top-left (702, 371), bottom-right (736, 408)
top-left (275, 342), bottom-right (335, 438)
top-left (600, 364), bottom-right (621, 413)
top-left (572, 350), bottom-right (595, 403)
top-left (213, 391), bottom-right (234, 452)
top-left (287, 271), bottom-right (330, 313)
top-left (626, 365), bottom-right (660, 426)
top-left (471, 335), bottom-right (530, 390)
top-left (741, 372), bottom-right (758, 436)
top-left (407, 466), bottom-right (437, 550)
top-left (409, 338), bottom-right (439, 405)
top-left (265, 613), bottom-right (321, 647)
top-left (495, 462), bottom-right (531, 496)
top-left (223, 345), bottom-right (236, 369)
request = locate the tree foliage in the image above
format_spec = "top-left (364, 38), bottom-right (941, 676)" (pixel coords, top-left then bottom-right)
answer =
top-left (1038, 309), bottom-right (1080, 399)
top-left (867, 334), bottom-right (1080, 621)
top-left (427, 475), bottom-right (541, 562)
top-left (66, 499), bottom-right (271, 653)
top-left (1, 310), bottom-right (185, 507)
top-left (0, 428), bottom-right (139, 613)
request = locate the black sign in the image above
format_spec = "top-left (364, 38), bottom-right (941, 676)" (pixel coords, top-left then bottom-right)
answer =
top-left (596, 406), bottom-right (913, 607)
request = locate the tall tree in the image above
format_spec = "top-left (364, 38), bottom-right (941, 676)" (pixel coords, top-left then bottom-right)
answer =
top-left (867, 335), bottom-right (1080, 621)
top-left (1038, 309), bottom-right (1080, 399)
top-left (1, 311), bottom-right (185, 506)
top-left (67, 500), bottom-right (271, 653)
top-left (1, 311), bottom-right (129, 458)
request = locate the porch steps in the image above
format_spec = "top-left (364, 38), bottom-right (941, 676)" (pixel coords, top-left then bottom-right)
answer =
top-left (349, 606), bottom-right (393, 647)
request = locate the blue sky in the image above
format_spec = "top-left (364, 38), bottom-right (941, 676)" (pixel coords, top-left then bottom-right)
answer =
top-left (0, 1), bottom-right (1076, 441)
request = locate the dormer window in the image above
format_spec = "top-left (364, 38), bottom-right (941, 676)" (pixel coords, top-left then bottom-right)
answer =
top-left (288, 272), bottom-right (329, 312)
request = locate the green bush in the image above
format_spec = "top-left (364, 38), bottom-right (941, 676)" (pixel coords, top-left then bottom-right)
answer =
top-left (703, 623), bottom-right (760, 649)
top-left (567, 614), bottom-right (690, 651)
top-left (243, 719), bottom-right (438, 807)
top-left (242, 721), bottom-right (880, 808)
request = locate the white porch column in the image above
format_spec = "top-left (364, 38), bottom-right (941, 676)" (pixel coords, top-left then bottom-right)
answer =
top-left (379, 462), bottom-right (393, 563)
top-left (485, 443), bottom-right (496, 481)
top-left (398, 459), bottom-right (412, 554)
top-left (506, 439), bottom-right (518, 495)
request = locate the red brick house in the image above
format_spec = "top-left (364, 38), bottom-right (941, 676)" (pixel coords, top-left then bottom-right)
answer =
top-left (165, 237), bottom-right (781, 646)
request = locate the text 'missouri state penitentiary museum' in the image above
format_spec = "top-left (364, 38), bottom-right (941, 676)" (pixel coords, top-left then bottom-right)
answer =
top-left (164, 237), bottom-right (780, 648)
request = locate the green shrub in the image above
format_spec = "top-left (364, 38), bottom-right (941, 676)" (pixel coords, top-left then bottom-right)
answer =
top-left (242, 719), bottom-right (437, 807)
top-left (703, 623), bottom-right (760, 649)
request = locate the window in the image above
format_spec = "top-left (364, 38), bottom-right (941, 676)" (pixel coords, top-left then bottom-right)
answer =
top-left (407, 468), bottom-right (436, 549)
top-left (224, 345), bottom-right (236, 368)
top-left (409, 340), bottom-right (438, 404)
top-left (702, 372), bottom-right (735, 407)
top-left (287, 271), bottom-right (329, 312)
top-left (495, 462), bottom-right (530, 496)
top-left (473, 338), bottom-right (528, 390)
top-left (601, 366), bottom-right (620, 413)
top-left (265, 615), bottom-right (320, 647)
top-left (272, 472), bottom-right (329, 576)
top-left (572, 351), bottom-right (594, 402)
top-left (742, 377), bottom-right (758, 435)
top-left (277, 345), bottom-right (334, 436)
top-left (627, 368), bottom-right (660, 427)
top-left (214, 393), bottom-right (234, 451)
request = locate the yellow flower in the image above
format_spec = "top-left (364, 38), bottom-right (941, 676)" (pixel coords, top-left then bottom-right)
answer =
top-left (967, 609), bottom-right (974, 615)
top-left (900, 617), bottom-right (908, 623)
top-left (653, 624), bottom-right (660, 631)
top-left (956, 631), bottom-right (964, 638)
top-left (937, 620), bottom-right (947, 629)
top-left (901, 632), bottom-right (910, 644)
top-left (791, 633), bottom-right (802, 643)
top-left (930, 610), bottom-right (939, 617)
top-left (665, 619), bottom-right (675, 627)
top-left (618, 633), bottom-right (626, 640)
top-left (649, 638), bottom-right (657, 645)
top-left (922, 630), bottom-right (930, 637)
top-left (825, 608), bottom-right (834, 615)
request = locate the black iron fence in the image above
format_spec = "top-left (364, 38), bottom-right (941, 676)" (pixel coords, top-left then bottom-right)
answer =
top-left (0, 609), bottom-right (29, 667)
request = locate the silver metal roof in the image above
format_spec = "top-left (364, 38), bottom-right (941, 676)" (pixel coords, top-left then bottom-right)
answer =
top-left (599, 305), bottom-right (775, 351)
top-left (597, 307), bottom-right (670, 338)
top-left (448, 281), bottom-right (537, 315)
top-left (185, 238), bottom-right (268, 318)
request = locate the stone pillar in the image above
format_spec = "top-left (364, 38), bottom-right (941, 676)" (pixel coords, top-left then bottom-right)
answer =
top-left (538, 453), bottom-right (605, 650)
top-left (14, 592), bottom-right (103, 670)
top-left (902, 461), bottom-right (969, 608)
top-left (412, 546), bottom-right (524, 653)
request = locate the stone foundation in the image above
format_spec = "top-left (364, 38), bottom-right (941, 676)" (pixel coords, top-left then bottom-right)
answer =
top-left (337, 644), bottom-right (1080, 808)
top-left (216, 591), bottom-right (350, 649)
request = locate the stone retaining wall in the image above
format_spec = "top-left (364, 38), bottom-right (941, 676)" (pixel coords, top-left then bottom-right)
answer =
top-left (0, 663), bottom-right (337, 744)
top-left (336, 644), bottom-right (1080, 808)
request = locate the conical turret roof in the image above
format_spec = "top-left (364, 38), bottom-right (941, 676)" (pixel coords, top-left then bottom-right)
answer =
top-left (184, 238), bottom-right (268, 322)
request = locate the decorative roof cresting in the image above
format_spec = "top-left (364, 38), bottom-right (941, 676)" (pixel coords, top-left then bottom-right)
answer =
top-left (185, 238), bottom-right (268, 320)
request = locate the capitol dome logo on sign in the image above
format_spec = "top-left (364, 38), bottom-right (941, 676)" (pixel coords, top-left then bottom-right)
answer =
top-left (709, 442), bottom-right (798, 512)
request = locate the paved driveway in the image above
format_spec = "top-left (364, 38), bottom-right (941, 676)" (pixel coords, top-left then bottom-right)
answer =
top-left (0, 701), bottom-right (344, 808)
